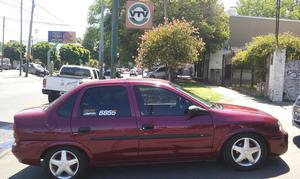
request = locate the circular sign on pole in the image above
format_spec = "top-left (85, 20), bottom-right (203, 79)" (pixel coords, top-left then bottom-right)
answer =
top-left (126, 1), bottom-right (154, 29)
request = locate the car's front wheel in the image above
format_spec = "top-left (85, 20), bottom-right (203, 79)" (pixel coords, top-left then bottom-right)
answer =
top-left (223, 133), bottom-right (268, 170)
top-left (43, 146), bottom-right (88, 179)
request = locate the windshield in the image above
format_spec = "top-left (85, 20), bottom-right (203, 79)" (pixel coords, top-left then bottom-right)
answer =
top-left (172, 83), bottom-right (213, 108)
top-left (34, 64), bottom-right (44, 69)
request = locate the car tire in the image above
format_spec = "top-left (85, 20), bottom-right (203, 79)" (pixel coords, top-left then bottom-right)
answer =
top-left (43, 146), bottom-right (88, 179)
top-left (48, 92), bottom-right (60, 103)
top-left (149, 75), bottom-right (155, 78)
top-left (222, 133), bottom-right (268, 171)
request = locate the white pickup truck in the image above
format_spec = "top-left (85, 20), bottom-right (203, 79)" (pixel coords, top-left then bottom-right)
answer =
top-left (42, 65), bottom-right (100, 102)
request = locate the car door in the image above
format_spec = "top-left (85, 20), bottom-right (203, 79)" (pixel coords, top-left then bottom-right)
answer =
top-left (71, 84), bottom-right (139, 164)
top-left (132, 85), bottom-right (214, 161)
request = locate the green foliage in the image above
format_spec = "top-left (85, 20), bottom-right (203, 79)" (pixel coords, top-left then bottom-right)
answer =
top-left (137, 19), bottom-right (204, 70)
top-left (59, 44), bottom-right (90, 65)
top-left (233, 33), bottom-right (300, 80)
top-left (237, 0), bottom-right (300, 20)
top-left (3, 40), bottom-right (26, 63)
top-left (87, 59), bottom-right (99, 68)
top-left (32, 41), bottom-right (57, 66)
top-left (83, 0), bottom-right (229, 67)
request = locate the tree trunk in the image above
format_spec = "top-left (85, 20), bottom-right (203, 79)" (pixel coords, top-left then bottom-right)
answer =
top-left (167, 66), bottom-right (172, 81)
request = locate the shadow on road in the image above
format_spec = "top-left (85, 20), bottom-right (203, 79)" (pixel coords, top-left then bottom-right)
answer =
top-left (293, 135), bottom-right (300, 148)
top-left (9, 158), bottom-right (289, 179)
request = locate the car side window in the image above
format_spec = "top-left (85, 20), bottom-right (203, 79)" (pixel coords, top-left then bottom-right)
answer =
top-left (57, 92), bottom-right (79, 118)
top-left (80, 86), bottom-right (131, 117)
top-left (134, 85), bottom-right (192, 116)
top-left (157, 67), bottom-right (165, 73)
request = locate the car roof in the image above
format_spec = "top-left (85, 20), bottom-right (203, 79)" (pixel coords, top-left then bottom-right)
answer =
top-left (61, 65), bottom-right (93, 70)
top-left (79, 78), bottom-right (172, 88)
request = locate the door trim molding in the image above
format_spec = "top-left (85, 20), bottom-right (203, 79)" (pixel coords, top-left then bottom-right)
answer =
top-left (90, 133), bottom-right (211, 141)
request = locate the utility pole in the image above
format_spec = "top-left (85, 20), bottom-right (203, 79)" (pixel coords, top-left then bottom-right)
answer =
top-left (99, 0), bottom-right (105, 79)
top-left (19, 0), bottom-right (23, 76)
top-left (111, 0), bottom-right (119, 79)
top-left (25, 0), bottom-right (35, 77)
top-left (275, 0), bottom-right (281, 47)
top-left (1, 16), bottom-right (5, 72)
top-left (164, 0), bottom-right (168, 23)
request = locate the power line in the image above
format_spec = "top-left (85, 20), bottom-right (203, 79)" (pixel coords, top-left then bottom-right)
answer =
top-left (0, 0), bottom-right (30, 12)
top-left (35, 3), bottom-right (65, 23)
top-left (2, 16), bottom-right (87, 28)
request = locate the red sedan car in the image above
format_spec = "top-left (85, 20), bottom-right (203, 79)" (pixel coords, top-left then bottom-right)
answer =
top-left (12, 79), bottom-right (288, 178)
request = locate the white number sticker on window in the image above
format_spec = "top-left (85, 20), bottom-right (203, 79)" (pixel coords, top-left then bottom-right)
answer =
top-left (98, 110), bottom-right (117, 116)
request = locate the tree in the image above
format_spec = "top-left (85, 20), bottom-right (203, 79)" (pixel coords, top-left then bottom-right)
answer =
top-left (32, 41), bottom-right (57, 66)
top-left (137, 19), bottom-right (204, 80)
top-left (237, 0), bottom-right (300, 19)
top-left (3, 40), bottom-right (26, 67)
top-left (232, 33), bottom-right (300, 81)
top-left (59, 44), bottom-right (90, 65)
top-left (87, 59), bottom-right (99, 68)
top-left (84, 0), bottom-right (229, 66)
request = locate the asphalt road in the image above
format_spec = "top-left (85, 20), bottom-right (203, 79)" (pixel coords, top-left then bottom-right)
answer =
top-left (0, 70), bottom-right (300, 179)
top-left (0, 70), bottom-right (48, 124)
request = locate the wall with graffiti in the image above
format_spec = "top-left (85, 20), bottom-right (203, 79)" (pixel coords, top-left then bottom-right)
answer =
top-left (284, 60), bottom-right (300, 100)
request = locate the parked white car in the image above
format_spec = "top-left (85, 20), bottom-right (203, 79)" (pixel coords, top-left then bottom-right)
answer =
top-left (42, 65), bottom-right (99, 102)
top-left (146, 66), bottom-right (167, 79)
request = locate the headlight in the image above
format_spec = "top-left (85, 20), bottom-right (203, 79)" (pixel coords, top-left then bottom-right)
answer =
top-left (277, 121), bottom-right (283, 131)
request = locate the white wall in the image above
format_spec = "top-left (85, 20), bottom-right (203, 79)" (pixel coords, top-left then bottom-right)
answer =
top-left (268, 49), bottom-right (286, 102)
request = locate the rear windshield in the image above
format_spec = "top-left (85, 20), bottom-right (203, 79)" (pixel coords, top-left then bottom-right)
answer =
top-left (104, 71), bottom-right (111, 76)
top-left (60, 67), bottom-right (91, 77)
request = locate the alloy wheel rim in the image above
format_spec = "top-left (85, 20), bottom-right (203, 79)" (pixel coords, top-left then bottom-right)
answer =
top-left (49, 150), bottom-right (79, 179)
top-left (231, 137), bottom-right (261, 167)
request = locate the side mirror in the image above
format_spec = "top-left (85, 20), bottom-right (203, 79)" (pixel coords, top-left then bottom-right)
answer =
top-left (187, 105), bottom-right (209, 117)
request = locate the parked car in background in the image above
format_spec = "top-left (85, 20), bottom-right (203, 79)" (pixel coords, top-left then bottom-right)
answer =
top-left (292, 95), bottom-right (300, 128)
top-left (0, 58), bottom-right (12, 70)
top-left (129, 69), bottom-right (138, 76)
top-left (23, 63), bottom-right (49, 76)
top-left (13, 79), bottom-right (288, 178)
top-left (147, 66), bottom-right (166, 79)
top-left (103, 69), bottom-right (111, 79)
top-left (42, 65), bottom-right (99, 102)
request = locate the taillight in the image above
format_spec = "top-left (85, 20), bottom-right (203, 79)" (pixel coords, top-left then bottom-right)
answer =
top-left (43, 78), bottom-right (46, 88)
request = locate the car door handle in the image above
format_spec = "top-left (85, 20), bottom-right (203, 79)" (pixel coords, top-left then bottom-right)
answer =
top-left (141, 124), bottom-right (154, 130)
top-left (78, 127), bottom-right (91, 133)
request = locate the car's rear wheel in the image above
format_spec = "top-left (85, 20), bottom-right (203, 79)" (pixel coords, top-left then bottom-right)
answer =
top-left (43, 146), bottom-right (88, 179)
top-left (223, 133), bottom-right (268, 170)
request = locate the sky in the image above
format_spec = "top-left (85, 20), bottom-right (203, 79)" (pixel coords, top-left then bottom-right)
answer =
top-left (0, 0), bottom-right (238, 43)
